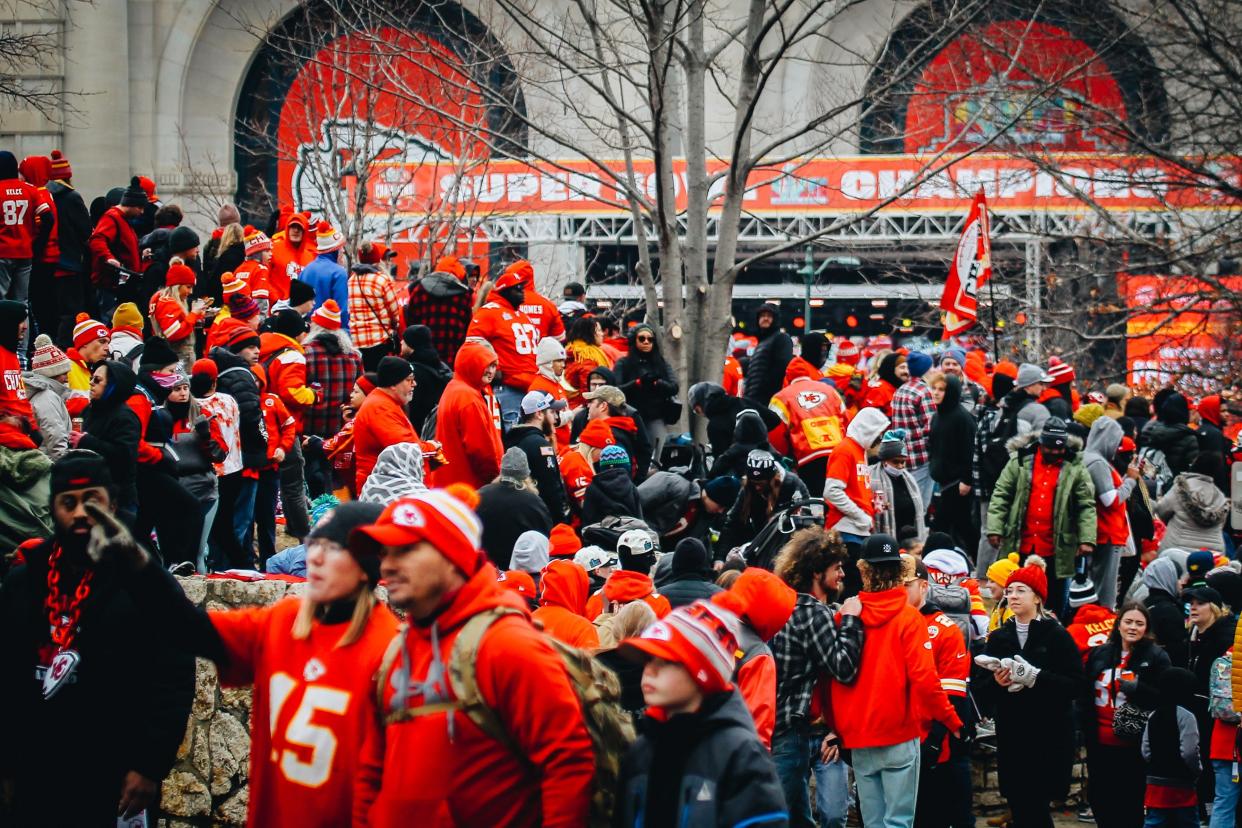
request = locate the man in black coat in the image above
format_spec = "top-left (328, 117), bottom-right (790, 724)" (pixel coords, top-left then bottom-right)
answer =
top-left (475, 447), bottom-right (554, 569)
top-left (743, 302), bottom-right (792, 407)
top-left (400, 324), bottom-right (451, 433)
top-left (0, 451), bottom-right (194, 826)
top-left (210, 329), bottom-right (269, 567)
top-left (659, 538), bottom-right (723, 607)
top-left (688, 381), bottom-right (782, 460)
top-left (504, 391), bottom-right (568, 522)
top-left (582, 444), bottom-right (643, 525)
top-left (46, 155), bottom-right (93, 348)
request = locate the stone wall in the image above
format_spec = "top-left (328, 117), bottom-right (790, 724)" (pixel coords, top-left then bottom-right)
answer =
top-left (157, 576), bottom-right (307, 828)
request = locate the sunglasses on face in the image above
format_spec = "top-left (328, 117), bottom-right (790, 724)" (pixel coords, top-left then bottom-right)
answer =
top-left (636, 335), bottom-right (654, 343)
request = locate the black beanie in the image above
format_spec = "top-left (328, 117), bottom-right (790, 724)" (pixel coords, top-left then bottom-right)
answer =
top-left (51, 450), bottom-right (114, 497)
top-left (403, 324), bottom-right (434, 352)
top-left (0, 151), bottom-right (17, 180)
top-left (121, 176), bottom-right (147, 208)
top-left (800, 332), bottom-right (827, 368)
top-left (272, 308), bottom-right (308, 339)
top-left (1040, 416), bottom-right (1070, 449)
top-left (0, 299), bottom-right (27, 352)
top-left (168, 226), bottom-right (200, 254)
top-left (672, 537), bottom-right (710, 575)
top-left (288, 279), bottom-right (315, 307)
top-left (309, 501), bottom-right (385, 583)
top-left (190, 372), bottom-right (214, 398)
top-left (139, 336), bottom-right (180, 370)
top-left (376, 355), bottom-right (413, 388)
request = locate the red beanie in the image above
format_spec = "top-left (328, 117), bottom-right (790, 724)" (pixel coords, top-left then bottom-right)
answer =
top-left (549, 523), bottom-right (581, 558)
top-left (578, 419), bottom-right (617, 449)
top-left (351, 490), bottom-right (485, 576)
top-left (435, 256), bottom-right (466, 280)
top-left (137, 175), bottom-right (157, 202)
top-left (1047, 356), bottom-right (1075, 387)
top-left (48, 149), bottom-right (72, 180)
top-left (503, 259), bottom-right (535, 286)
top-left (191, 358), bottom-right (218, 381)
top-left (1008, 562), bottom-right (1048, 603)
top-left (498, 569), bottom-right (537, 600)
top-left (72, 313), bottom-right (109, 350)
top-left (165, 263), bottom-right (196, 287)
top-left (834, 339), bottom-right (860, 366)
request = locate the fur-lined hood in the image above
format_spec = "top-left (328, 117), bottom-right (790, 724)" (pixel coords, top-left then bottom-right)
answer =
top-left (1006, 429), bottom-right (1084, 459)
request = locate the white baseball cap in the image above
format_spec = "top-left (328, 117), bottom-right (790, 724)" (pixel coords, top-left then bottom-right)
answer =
top-left (520, 390), bottom-right (567, 416)
top-left (573, 545), bottom-right (617, 573)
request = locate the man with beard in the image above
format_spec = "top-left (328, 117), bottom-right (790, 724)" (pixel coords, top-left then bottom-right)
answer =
top-left (0, 450), bottom-right (194, 826)
top-left (503, 391), bottom-right (568, 521)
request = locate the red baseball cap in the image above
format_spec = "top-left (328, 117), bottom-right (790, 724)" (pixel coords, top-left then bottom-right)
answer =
top-left (351, 491), bottom-right (485, 575)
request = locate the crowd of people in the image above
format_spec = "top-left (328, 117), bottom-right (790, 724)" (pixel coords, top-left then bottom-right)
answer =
top-left (3, 150), bottom-right (1242, 828)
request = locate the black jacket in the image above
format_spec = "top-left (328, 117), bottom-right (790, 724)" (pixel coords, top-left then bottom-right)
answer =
top-left (981, 617), bottom-right (1084, 804)
top-left (0, 540), bottom-right (194, 825)
top-left (708, 409), bottom-right (773, 478)
top-left (744, 307), bottom-right (793, 407)
top-left (701, 389), bottom-right (781, 460)
top-left (475, 481), bottom-right (554, 569)
top-left (47, 180), bottom-right (91, 276)
top-left (613, 327), bottom-right (679, 425)
top-left (1079, 638), bottom-right (1170, 744)
top-left (718, 471), bottom-right (810, 558)
top-left (1187, 616), bottom-right (1237, 701)
top-left (596, 647), bottom-right (648, 720)
top-left (407, 350), bottom-right (451, 434)
top-left (210, 346), bottom-right (269, 470)
top-left (1145, 588), bottom-right (1190, 669)
top-left (201, 240), bottom-right (245, 305)
top-left (929, 375), bottom-right (976, 487)
top-left (504, 424), bottom-right (568, 521)
top-left (615, 690), bottom-right (787, 828)
top-left (660, 573), bottom-right (723, 608)
top-left (1142, 405), bottom-right (1200, 477)
top-left (582, 466), bottom-right (643, 526)
top-left (78, 360), bottom-right (141, 509)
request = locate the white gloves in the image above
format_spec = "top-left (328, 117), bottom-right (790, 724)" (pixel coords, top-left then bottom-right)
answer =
top-left (974, 655), bottom-right (1003, 672)
top-left (1002, 655), bottom-right (1041, 692)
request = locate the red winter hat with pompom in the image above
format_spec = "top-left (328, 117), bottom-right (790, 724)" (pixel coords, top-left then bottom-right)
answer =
top-left (1007, 561), bottom-right (1048, 603)
top-left (48, 149), bottom-right (72, 180)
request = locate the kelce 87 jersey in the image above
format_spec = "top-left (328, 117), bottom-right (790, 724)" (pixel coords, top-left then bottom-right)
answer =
top-left (209, 597), bottom-right (399, 827)
top-left (467, 300), bottom-right (541, 390)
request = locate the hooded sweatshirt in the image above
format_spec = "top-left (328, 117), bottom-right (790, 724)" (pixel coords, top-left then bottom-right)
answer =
top-left (584, 569), bottom-right (672, 622)
top-left (353, 387), bottom-right (419, 493)
top-left (1156, 472), bottom-right (1230, 553)
top-left (929, 374), bottom-right (975, 486)
top-left (0, 300), bottom-right (32, 421)
top-left (831, 586), bottom-right (962, 749)
top-left (358, 442), bottom-right (428, 504)
top-left (824, 407), bottom-right (889, 535)
top-left (1083, 416), bottom-right (1135, 547)
top-left (432, 341), bottom-right (504, 489)
top-left (707, 408), bottom-right (773, 478)
top-left (531, 560), bottom-right (599, 649)
top-left (79, 360), bottom-right (141, 507)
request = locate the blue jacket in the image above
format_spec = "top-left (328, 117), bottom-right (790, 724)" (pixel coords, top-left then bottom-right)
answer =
top-left (298, 252), bottom-right (349, 331)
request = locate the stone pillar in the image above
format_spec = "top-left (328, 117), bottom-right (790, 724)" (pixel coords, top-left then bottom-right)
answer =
top-left (61, 0), bottom-right (131, 199)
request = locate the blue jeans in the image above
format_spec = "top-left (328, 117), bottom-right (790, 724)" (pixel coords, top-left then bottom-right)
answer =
top-left (771, 727), bottom-right (814, 828)
top-left (233, 476), bottom-right (258, 560)
top-left (1144, 806), bottom-right (1198, 827)
top-left (853, 738), bottom-right (920, 828)
top-left (813, 751), bottom-right (850, 828)
top-left (494, 383), bottom-right (524, 432)
top-left (1212, 760), bottom-right (1240, 828)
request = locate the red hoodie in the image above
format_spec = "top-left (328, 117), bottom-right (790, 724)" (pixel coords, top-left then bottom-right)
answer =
top-left (831, 587), bottom-right (962, 750)
top-left (355, 565), bottom-right (594, 828)
top-left (584, 569), bottom-right (671, 621)
top-left (1067, 604), bottom-right (1116, 659)
top-left (432, 341), bottom-right (504, 489)
top-left (532, 560), bottom-right (599, 649)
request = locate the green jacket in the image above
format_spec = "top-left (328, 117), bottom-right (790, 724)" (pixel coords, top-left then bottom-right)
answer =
top-left (985, 433), bottom-right (1097, 579)
top-left (0, 443), bottom-right (52, 555)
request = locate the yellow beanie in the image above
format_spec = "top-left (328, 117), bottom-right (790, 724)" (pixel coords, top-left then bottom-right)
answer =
top-left (1073, 403), bottom-right (1106, 429)
top-left (112, 302), bottom-right (143, 331)
top-left (986, 552), bottom-right (1021, 587)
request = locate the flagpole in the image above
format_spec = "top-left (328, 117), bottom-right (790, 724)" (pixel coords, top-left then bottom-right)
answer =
top-left (988, 272), bottom-right (1001, 362)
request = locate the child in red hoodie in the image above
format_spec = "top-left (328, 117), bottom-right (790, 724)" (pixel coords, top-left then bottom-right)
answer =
top-left (253, 377), bottom-right (295, 565)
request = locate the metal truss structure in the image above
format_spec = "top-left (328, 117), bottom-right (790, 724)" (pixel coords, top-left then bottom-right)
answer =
top-left (470, 209), bottom-right (1185, 245)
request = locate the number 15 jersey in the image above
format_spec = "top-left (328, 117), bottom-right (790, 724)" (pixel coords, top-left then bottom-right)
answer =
top-left (209, 596), bottom-right (399, 828)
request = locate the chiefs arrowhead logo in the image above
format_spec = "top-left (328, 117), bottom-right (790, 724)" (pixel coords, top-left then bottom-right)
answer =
top-left (796, 389), bottom-right (827, 410)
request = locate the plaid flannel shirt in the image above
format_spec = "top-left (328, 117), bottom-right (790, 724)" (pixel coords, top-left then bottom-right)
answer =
top-left (891, 379), bottom-right (935, 467)
top-left (771, 595), bottom-right (864, 732)
top-left (404, 280), bottom-right (474, 366)
top-left (347, 271), bottom-right (404, 350)
top-left (302, 339), bottom-right (363, 439)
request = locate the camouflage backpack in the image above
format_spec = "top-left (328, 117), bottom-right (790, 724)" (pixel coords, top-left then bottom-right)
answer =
top-left (377, 607), bottom-right (635, 827)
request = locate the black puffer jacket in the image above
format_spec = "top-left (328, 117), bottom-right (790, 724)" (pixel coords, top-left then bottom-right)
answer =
top-left (404, 326), bottom-right (452, 432)
top-left (0, 540), bottom-right (195, 825)
top-left (47, 180), bottom-right (91, 276)
top-left (743, 303), bottom-right (793, 406)
top-left (616, 690), bottom-right (787, 828)
top-left (692, 383), bottom-right (781, 460)
top-left (613, 324), bottom-right (678, 425)
top-left (78, 360), bottom-right (141, 508)
top-left (209, 346), bottom-right (269, 470)
top-left (582, 466), bottom-right (643, 526)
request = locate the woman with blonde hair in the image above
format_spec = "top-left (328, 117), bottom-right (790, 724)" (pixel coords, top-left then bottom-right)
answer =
top-left (148, 258), bottom-right (210, 367)
top-left (123, 501), bottom-right (399, 827)
top-left (594, 600), bottom-right (658, 717)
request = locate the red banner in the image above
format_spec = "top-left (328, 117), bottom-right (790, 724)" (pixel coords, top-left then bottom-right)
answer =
top-left (941, 191), bottom-right (992, 337)
top-left (1123, 275), bottom-right (1242, 391)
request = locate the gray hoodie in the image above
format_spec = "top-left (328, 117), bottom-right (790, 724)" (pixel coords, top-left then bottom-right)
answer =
top-left (1082, 417), bottom-right (1136, 546)
top-left (824, 406), bottom-right (889, 535)
top-left (1156, 472), bottom-right (1229, 553)
top-left (21, 371), bottom-right (72, 461)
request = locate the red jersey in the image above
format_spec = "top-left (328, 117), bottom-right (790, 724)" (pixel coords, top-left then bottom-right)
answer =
top-left (923, 607), bottom-right (969, 762)
top-left (210, 597), bottom-right (399, 828)
top-left (235, 259), bottom-right (272, 303)
top-left (519, 290), bottom-right (565, 341)
top-left (1092, 653), bottom-right (1136, 747)
top-left (723, 356), bottom-right (743, 397)
top-left (559, 449), bottom-right (594, 512)
top-left (0, 344), bottom-right (32, 420)
top-left (0, 179), bottom-right (47, 258)
top-left (467, 298), bottom-right (540, 390)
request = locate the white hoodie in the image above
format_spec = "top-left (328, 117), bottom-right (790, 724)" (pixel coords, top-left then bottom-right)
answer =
top-left (823, 406), bottom-right (890, 536)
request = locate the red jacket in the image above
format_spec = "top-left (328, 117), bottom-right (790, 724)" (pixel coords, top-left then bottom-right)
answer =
top-left (354, 565), bottom-right (594, 828)
top-left (88, 206), bottom-right (138, 288)
top-left (260, 392), bottom-right (296, 470)
top-left (432, 341), bottom-right (504, 489)
top-left (783, 355), bottom-right (824, 387)
top-left (0, 344), bottom-right (32, 421)
top-left (584, 570), bottom-right (671, 621)
top-left (352, 388), bottom-right (419, 492)
top-left (768, 377), bottom-right (846, 465)
top-left (148, 293), bottom-right (200, 343)
top-left (532, 560), bottom-right (599, 649)
top-left (126, 390), bottom-right (165, 466)
top-left (258, 332), bottom-right (317, 426)
top-left (831, 588), bottom-right (962, 749)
